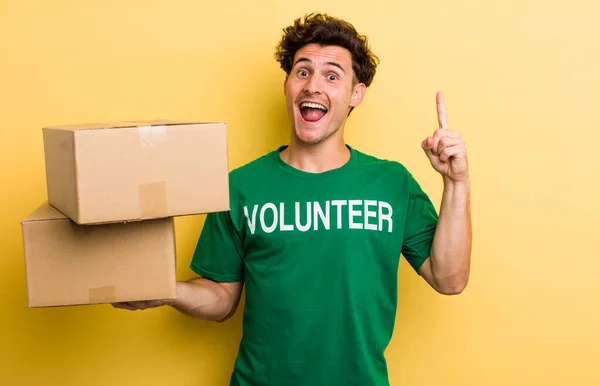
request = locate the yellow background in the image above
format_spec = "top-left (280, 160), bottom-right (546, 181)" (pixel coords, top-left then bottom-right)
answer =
top-left (1, 0), bottom-right (599, 385)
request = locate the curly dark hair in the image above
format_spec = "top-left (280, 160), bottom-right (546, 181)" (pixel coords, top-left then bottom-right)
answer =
top-left (275, 13), bottom-right (379, 87)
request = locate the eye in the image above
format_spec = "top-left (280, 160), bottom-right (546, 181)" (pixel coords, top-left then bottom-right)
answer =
top-left (298, 70), bottom-right (309, 77)
top-left (328, 74), bottom-right (338, 81)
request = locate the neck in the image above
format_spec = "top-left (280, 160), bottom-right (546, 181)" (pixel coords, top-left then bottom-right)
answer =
top-left (280, 137), bottom-right (350, 173)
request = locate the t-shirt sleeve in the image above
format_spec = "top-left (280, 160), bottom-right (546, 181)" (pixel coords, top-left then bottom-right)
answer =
top-left (189, 210), bottom-right (245, 282)
top-left (401, 172), bottom-right (439, 275)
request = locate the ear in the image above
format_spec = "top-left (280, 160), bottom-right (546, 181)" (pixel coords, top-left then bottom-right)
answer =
top-left (283, 75), bottom-right (289, 95)
top-left (350, 82), bottom-right (366, 107)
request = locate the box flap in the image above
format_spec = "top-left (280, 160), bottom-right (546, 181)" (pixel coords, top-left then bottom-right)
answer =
top-left (22, 203), bottom-right (68, 223)
top-left (42, 120), bottom-right (224, 131)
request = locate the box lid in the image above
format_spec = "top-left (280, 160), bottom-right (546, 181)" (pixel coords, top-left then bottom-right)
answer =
top-left (22, 203), bottom-right (67, 223)
top-left (42, 119), bottom-right (224, 131)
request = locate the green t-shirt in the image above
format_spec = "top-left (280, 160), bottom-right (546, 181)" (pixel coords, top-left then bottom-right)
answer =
top-left (190, 145), bottom-right (439, 386)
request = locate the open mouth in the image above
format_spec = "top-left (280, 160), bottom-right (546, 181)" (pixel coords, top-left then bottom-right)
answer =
top-left (299, 102), bottom-right (328, 123)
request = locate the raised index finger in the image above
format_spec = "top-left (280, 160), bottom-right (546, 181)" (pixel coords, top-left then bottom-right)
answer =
top-left (436, 91), bottom-right (449, 129)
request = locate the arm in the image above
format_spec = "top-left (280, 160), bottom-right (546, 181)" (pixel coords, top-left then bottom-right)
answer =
top-left (419, 91), bottom-right (472, 295)
top-left (171, 277), bottom-right (243, 322)
top-left (112, 277), bottom-right (244, 322)
top-left (419, 178), bottom-right (471, 294)
top-left (113, 203), bottom-right (246, 318)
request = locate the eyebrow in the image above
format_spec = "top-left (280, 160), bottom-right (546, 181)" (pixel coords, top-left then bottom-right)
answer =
top-left (293, 57), bottom-right (346, 74)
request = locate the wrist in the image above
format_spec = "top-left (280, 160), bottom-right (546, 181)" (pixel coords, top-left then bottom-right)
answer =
top-left (166, 282), bottom-right (186, 307)
top-left (443, 175), bottom-right (470, 191)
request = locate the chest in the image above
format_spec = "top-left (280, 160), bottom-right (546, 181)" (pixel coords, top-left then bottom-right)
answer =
top-left (233, 179), bottom-right (409, 270)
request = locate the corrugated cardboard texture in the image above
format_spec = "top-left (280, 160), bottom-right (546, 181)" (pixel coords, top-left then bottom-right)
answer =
top-left (21, 203), bottom-right (177, 308)
top-left (42, 120), bottom-right (230, 224)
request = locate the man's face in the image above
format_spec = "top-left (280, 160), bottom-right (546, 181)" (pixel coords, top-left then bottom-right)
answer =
top-left (283, 43), bottom-right (366, 146)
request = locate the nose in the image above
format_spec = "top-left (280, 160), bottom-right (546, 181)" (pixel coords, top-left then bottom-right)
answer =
top-left (303, 74), bottom-right (322, 94)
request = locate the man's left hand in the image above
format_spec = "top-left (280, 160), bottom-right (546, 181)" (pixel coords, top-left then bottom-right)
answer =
top-left (421, 91), bottom-right (469, 184)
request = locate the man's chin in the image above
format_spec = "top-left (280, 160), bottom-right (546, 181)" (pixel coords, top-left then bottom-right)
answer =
top-left (294, 126), bottom-right (334, 145)
top-left (295, 133), bottom-right (321, 145)
top-left (292, 116), bottom-right (334, 143)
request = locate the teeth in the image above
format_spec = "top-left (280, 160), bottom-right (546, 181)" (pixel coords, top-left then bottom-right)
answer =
top-left (300, 102), bottom-right (327, 111)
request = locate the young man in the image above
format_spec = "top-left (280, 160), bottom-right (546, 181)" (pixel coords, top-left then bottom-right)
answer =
top-left (114, 13), bottom-right (471, 386)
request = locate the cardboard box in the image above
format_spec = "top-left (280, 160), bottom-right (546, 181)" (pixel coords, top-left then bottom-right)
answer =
top-left (21, 203), bottom-right (177, 308)
top-left (43, 120), bottom-right (229, 224)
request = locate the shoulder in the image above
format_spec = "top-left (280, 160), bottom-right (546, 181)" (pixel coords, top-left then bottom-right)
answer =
top-left (226, 148), bottom-right (282, 197)
top-left (351, 148), bottom-right (433, 204)
top-left (352, 147), bottom-right (412, 178)
top-left (350, 147), bottom-right (427, 196)
top-left (229, 149), bottom-right (277, 179)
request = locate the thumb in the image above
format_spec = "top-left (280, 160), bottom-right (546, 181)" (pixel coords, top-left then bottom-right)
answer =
top-left (422, 137), bottom-right (434, 159)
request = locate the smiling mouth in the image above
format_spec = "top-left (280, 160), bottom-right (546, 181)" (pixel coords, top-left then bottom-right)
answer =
top-left (299, 102), bottom-right (328, 123)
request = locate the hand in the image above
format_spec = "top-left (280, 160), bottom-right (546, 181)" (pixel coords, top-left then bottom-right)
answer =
top-left (111, 298), bottom-right (173, 311)
top-left (421, 91), bottom-right (469, 184)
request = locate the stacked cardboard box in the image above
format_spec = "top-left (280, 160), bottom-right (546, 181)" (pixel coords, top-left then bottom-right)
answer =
top-left (21, 120), bottom-right (230, 308)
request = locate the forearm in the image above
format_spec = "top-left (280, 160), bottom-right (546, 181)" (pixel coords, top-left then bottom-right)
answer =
top-left (168, 278), bottom-right (239, 322)
top-left (429, 177), bottom-right (472, 293)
